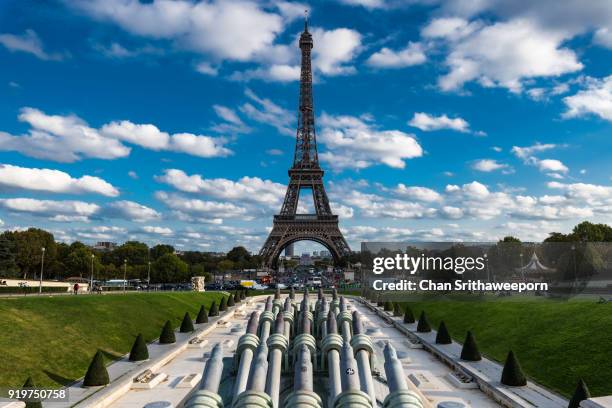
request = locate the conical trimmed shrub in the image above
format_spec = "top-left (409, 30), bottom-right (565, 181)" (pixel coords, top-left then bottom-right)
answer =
top-left (219, 296), bottom-right (227, 311)
top-left (403, 306), bottom-right (415, 323)
top-left (384, 301), bottom-right (393, 311)
top-left (501, 350), bottom-right (527, 386)
top-left (377, 297), bottom-right (384, 307)
top-left (417, 311), bottom-right (431, 332)
top-left (228, 294), bottom-right (235, 307)
top-left (393, 303), bottom-right (402, 316)
top-left (209, 301), bottom-right (219, 316)
top-left (234, 290), bottom-right (241, 304)
top-left (460, 331), bottom-right (482, 361)
top-left (159, 320), bottom-right (176, 344)
top-left (196, 305), bottom-right (208, 324)
top-left (129, 333), bottom-right (149, 361)
top-left (180, 312), bottom-right (194, 333)
top-left (83, 350), bottom-right (109, 386)
top-left (435, 321), bottom-right (452, 344)
top-left (22, 376), bottom-right (42, 408)
top-left (568, 379), bottom-right (591, 408)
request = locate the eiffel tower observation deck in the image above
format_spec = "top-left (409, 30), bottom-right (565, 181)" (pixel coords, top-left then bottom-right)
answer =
top-left (43, 289), bottom-right (585, 408)
top-left (259, 16), bottom-right (351, 269)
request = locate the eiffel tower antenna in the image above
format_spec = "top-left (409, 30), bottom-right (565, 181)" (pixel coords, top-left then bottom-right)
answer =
top-left (259, 15), bottom-right (351, 269)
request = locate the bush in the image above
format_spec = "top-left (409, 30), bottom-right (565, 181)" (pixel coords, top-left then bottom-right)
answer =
top-left (403, 306), bottom-right (415, 323)
top-left (22, 376), bottom-right (42, 408)
top-left (180, 312), bottom-right (194, 333)
top-left (228, 294), bottom-right (235, 307)
top-left (435, 321), bottom-right (452, 344)
top-left (83, 350), bottom-right (109, 386)
top-left (377, 297), bottom-right (384, 307)
top-left (159, 320), bottom-right (176, 344)
top-left (209, 301), bottom-right (219, 316)
top-left (393, 303), bottom-right (403, 316)
top-left (460, 331), bottom-right (482, 361)
top-left (568, 379), bottom-right (591, 408)
top-left (384, 301), bottom-right (393, 311)
top-left (501, 350), bottom-right (527, 386)
top-left (129, 333), bottom-right (149, 361)
top-left (196, 305), bottom-right (208, 324)
top-left (219, 296), bottom-right (227, 311)
top-left (0, 286), bottom-right (67, 294)
top-left (234, 290), bottom-right (241, 303)
top-left (416, 311), bottom-right (431, 332)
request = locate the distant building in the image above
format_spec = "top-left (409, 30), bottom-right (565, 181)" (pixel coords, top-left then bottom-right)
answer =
top-left (285, 243), bottom-right (294, 257)
top-left (300, 253), bottom-right (313, 266)
top-left (320, 250), bottom-right (331, 258)
top-left (313, 251), bottom-right (319, 257)
top-left (93, 241), bottom-right (117, 251)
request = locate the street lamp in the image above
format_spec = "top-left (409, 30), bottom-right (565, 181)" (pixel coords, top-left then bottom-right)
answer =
top-left (147, 261), bottom-right (151, 290)
top-left (89, 254), bottom-right (95, 293)
top-left (123, 259), bottom-right (127, 293)
top-left (39, 247), bottom-right (46, 295)
top-left (483, 253), bottom-right (490, 283)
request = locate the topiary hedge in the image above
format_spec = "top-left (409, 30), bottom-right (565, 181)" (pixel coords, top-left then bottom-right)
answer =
top-left (234, 290), bottom-right (241, 304)
top-left (416, 311), bottom-right (431, 332)
top-left (129, 333), bottom-right (149, 361)
top-left (159, 320), bottom-right (176, 344)
top-left (568, 379), bottom-right (591, 408)
top-left (219, 296), bottom-right (227, 311)
top-left (209, 301), bottom-right (219, 316)
top-left (460, 331), bottom-right (482, 361)
top-left (435, 321), bottom-right (452, 344)
top-left (500, 350), bottom-right (527, 386)
top-left (22, 376), bottom-right (42, 408)
top-left (393, 303), bottom-right (403, 316)
top-left (196, 305), bottom-right (208, 324)
top-left (83, 350), bottom-right (109, 386)
top-left (384, 301), bottom-right (393, 311)
top-left (403, 306), bottom-right (415, 323)
top-left (227, 294), bottom-right (235, 307)
top-left (180, 312), bottom-right (194, 333)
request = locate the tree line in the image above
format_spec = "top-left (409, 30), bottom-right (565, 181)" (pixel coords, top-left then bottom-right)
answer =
top-left (0, 228), bottom-right (261, 283)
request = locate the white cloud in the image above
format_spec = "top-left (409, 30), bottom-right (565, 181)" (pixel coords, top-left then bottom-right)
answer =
top-left (367, 42), bottom-right (426, 68)
top-left (563, 75), bottom-right (612, 121)
top-left (0, 108), bottom-right (231, 162)
top-left (318, 113), bottom-right (423, 170)
top-left (537, 159), bottom-right (568, 174)
top-left (211, 105), bottom-right (251, 134)
top-left (0, 198), bottom-right (99, 222)
top-left (511, 143), bottom-right (568, 176)
top-left (141, 226), bottom-right (173, 236)
top-left (311, 28), bottom-right (362, 76)
top-left (429, 18), bottom-right (583, 92)
top-left (103, 200), bottom-right (161, 222)
top-left (594, 27), bottom-right (612, 48)
top-left (471, 159), bottom-right (511, 173)
top-left (422, 17), bottom-right (481, 40)
top-left (155, 169), bottom-right (286, 207)
top-left (341, 190), bottom-right (436, 219)
top-left (0, 29), bottom-right (64, 61)
top-left (195, 62), bottom-right (218, 76)
top-left (155, 191), bottom-right (250, 222)
top-left (393, 184), bottom-right (442, 202)
top-left (239, 89), bottom-right (293, 136)
top-left (0, 164), bottom-right (119, 196)
top-left (68, 0), bottom-right (286, 62)
top-left (408, 112), bottom-right (470, 132)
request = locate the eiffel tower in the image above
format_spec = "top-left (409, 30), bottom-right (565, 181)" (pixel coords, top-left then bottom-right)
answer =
top-left (259, 17), bottom-right (351, 268)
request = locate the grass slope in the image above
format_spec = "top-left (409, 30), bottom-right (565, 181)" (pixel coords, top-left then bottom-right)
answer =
top-left (403, 297), bottom-right (612, 397)
top-left (0, 292), bottom-right (225, 388)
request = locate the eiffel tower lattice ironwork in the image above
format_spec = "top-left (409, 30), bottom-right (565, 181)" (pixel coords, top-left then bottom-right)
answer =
top-left (259, 17), bottom-right (351, 268)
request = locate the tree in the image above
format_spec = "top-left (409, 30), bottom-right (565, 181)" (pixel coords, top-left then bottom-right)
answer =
top-left (151, 244), bottom-right (175, 260)
top-left (435, 321), bottom-right (452, 344)
top-left (13, 228), bottom-right (56, 279)
top-left (159, 320), bottom-right (176, 344)
top-left (500, 350), bottom-right (527, 386)
top-left (129, 334), bottom-right (149, 361)
top-left (196, 305), bottom-right (208, 324)
top-left (568, 379), bottom-right (591, 408)
top-left (65, 246), bottom-right (98, 278)
top-left (460, 331), bottom-right (482, 361)
top-left (0, 232), bottom-right (19, 278)
top-left (417, 311), bottom-right (431, 332)
top-left (153, 253), bottom-right (188, 283)
top-left (180, 312), bottom-right (194, 333)
top-left (403, 306), bottom-right (415, 323)
top-left (227, 246), bottom-right (250, 263)
top-left (83, 350), bottom-right (109, 386)
top-left (22, 376), bottom-right (42, 408)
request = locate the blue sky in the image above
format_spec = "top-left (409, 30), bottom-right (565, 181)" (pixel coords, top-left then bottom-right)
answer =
top-left (0, 0), bottom-right (611, 253)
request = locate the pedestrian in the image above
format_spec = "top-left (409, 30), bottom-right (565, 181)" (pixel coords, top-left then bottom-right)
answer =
top-left (74, 283), bottom-right (79, 295)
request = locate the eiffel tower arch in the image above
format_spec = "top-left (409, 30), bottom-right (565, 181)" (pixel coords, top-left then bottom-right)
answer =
top-left (259, 18), bottom-right (350, 269)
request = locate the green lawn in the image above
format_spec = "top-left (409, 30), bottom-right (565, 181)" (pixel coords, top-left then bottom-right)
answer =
top-left (0, 291), bottom-right (226, 388)
top-left (401, 296), bottom-right (612, 398)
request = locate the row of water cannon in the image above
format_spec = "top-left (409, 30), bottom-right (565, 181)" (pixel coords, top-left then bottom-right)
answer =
top-left (185, 288), bottom-right (425, 408)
